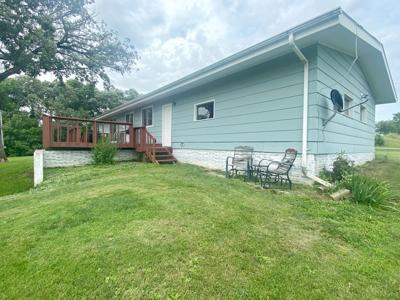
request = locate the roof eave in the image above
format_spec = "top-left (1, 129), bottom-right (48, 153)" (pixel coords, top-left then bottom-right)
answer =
top-left (97, 8), bottom-right (343, 120)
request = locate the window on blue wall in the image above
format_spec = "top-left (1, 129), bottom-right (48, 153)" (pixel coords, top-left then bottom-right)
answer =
top-left (142, 107), bottom-right (153, 127)
top-left (344, 95), bottom-right (353, 117)
top-left (125, 113), bottom-right (133, 124)
top-left (195, 100), bottom-right (215, 121)
top-left (360, 105), bottom-right (367, 123)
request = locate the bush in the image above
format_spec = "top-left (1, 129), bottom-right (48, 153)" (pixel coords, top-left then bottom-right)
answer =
top-left (375, 134), bottom-right (385, 146)
top-left (3, 113), bottom-right (42, 156)
top-left (92, 138), bottom-right (117, 165)
top-left (319, 153), bottom-right (355, 183)
top-left (339, 173), bottom-right (390, 206)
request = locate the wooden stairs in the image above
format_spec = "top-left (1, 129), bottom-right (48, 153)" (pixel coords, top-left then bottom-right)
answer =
top-left (134, 127), bottom-right (177, 164)
top-left (151, 144), bottom-right (177, 164)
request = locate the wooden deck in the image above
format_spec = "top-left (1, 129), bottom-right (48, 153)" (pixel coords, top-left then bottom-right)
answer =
top-left (42, 115), bottom-right (176, 164)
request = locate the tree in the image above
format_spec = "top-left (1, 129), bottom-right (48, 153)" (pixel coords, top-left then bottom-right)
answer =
top-left (0, 0), bottom-right (138, 85)
top-left (376, 113), bottom-right (400, 135)
top-left (0, 111), bottom-right (6, 162)
top-left (3, 113), bottom-right (42, 156)
top-left (376, 120), bottom-right (396, 134)
top-left (393, 113), bottom-right (400, 133)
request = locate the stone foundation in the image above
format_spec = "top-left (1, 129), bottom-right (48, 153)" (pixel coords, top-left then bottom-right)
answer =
top-left (314, 152), bottom-right (375, 174)
top-left (43, 149), bottom-right (138, 168)
top-left (173, 148), bottom-right (374, 183)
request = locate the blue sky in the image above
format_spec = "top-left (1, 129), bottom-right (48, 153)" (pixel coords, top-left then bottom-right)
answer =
top-left (93, 0), bottom-right (400, 121)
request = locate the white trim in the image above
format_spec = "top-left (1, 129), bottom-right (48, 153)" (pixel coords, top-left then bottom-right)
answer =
top-left (162, 103), bottom-right (173, 147)
top-left (141, 105), bottom-right (154, 128)
top-left (344, 94), bottom-right (354, 118)
top-left (360, 104), bottom-right (367, 123)
top-left (193, 99), bottom-right (215, 121)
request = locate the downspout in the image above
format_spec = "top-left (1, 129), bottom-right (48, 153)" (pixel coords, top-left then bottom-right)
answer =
top-left (288, 33), bottom-right (332, 187)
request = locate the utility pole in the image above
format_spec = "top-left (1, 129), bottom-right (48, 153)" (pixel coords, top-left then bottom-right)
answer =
top-left (0, 110), bottom-right (7, 162)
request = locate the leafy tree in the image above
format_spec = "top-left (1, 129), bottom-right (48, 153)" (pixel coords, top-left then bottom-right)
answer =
top-left (3, 113), bottom-right (42, 156)
top-left (393, 113), bottom-right (400, 132)
top-left (376, 113), bottom-right (400, 134)
top-left (124, 88), bottom-right (140, 100)
top-left (0, 0), bottom-right (138, 85)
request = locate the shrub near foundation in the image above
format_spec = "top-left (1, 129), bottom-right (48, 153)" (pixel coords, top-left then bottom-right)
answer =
top-left (92, 138), bottom-right (117, 165)
top-left (320, 153), bottom-right (356, 183)
top-left (339, 172), bottom-right (390, 206)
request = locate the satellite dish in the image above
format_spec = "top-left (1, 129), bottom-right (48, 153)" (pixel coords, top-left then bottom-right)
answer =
top-left (330, 89), bottom-right (343, 112)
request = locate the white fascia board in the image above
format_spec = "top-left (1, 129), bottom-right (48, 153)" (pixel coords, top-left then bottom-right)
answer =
top-left (338, 13), bottom-right (397, 102)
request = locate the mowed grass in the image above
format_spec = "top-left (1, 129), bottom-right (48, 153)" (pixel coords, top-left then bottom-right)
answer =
top-left (382, 133), bottom-right (400, 148)
top-left (0, 159), bottom-right (400, 299)
top-left (376, 147), bottom-right (400, 161)
top-left (0, 156), bottom-right (33, 197)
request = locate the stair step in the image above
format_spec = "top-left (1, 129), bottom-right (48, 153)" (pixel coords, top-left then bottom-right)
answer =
top-left (156, 153), bottom-right (174, 158)
top-left (157, 158), bottom-right (177, 164)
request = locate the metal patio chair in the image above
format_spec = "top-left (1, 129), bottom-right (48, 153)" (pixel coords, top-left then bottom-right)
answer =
top-left (225, 146), bottom-right (254, 179)
top-left (257, 148), bottom-right (298, 189)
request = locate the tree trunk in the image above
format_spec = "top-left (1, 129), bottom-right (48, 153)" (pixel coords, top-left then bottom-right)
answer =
top-left (0, 67), bottom-right (18, 82)
top-left (0, 111), bottom-right (7, 162)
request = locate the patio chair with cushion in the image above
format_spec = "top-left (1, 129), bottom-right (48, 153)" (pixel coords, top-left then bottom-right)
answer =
top-left (225, 146), bottom-right (254, 179)
top-left (257, 148), bottom-right (298, 189)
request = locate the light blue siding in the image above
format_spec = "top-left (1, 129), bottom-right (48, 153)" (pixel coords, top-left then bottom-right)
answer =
top-left (315, 44), bottom-right (376, 154)
top-left (112, 44), bottom-right (376, 156)
top-left (125, 46), bottom-right (319, 154)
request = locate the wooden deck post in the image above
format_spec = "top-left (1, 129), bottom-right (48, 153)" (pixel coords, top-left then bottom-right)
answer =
top-left (42, 115), bottom-right (51, 149)
top-left (93, 121), bottom-right (97, 146)
top-left (130, 126), bottom-right (134, 148)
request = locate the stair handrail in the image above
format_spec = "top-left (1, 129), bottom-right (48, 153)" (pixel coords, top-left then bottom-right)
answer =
top-left (134, 126), bottom-right (158, 163)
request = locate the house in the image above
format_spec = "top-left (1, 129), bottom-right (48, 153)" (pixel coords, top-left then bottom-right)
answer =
top-left (42, 8), bottom-right (397, 182)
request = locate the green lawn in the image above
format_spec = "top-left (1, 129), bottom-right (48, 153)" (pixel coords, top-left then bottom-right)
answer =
top-left (376, 147), bottom-right (400, 161)
top-left (0, 156), bottom-right (33, 197)
top-left (382, 133), bottom-right (400, 148)
top-left (0, 158), bottom-right (399, 298)
top-left (376, 133), bottom-right (400, 162)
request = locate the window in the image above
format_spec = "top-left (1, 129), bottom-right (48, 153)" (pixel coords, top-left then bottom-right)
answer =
top-left (142, 107), bottom-right (153, 127)
top-left (194, 100), bottom-right (215, 121)
top-left (344, 95), bottom-right (353, 117)
top-left (360, 105), bottom-right (367, 123)
top-left (125, 113), bottom-right (133, 124)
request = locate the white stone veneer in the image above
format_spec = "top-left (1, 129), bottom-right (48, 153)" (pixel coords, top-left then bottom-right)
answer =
top-left (43, 149), bottom-right (138, 168)
top-left (173, 148), bottom-right (374, 183)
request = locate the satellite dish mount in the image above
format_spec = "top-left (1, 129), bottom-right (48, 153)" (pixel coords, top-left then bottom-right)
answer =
top-left (322, 89), bottom-right (368, 127)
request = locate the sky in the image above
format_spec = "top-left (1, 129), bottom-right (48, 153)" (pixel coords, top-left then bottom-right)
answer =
top-left (92, 0), bottom-right (400, 121)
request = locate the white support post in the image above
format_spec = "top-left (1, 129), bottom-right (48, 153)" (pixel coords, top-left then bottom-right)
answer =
top-left (34, 150), bottom-right (44, 186)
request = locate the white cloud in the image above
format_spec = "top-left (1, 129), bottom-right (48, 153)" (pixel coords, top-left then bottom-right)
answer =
top-left (95, 0), bottom-right (400, 120)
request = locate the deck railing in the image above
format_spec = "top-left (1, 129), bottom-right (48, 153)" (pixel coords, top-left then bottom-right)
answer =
top-left (42, 115), bottom-right (134, 149)
top-left (133, 126), bottom-right (157, 163)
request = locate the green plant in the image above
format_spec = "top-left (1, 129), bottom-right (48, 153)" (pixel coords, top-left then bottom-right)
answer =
top-left (319, 153), bottom-right (355, 183)
top-left (92, 138), bottom-right (117, 165)
top-left (339, 172), bottom-right (390, 206)
top-left (375, 134), bottom-right (385, 146)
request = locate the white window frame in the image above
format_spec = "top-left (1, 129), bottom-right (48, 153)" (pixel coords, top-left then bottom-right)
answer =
top-left (125, 112), bottom-right (134, 124)
top-left (360, 105), bottom-right (367, 123)
top-left (141, 105), bottom-right (153, 128)
top-left (344, 95), bottom-right (354, 117)
top-left (193, 99), bottom-right (215, 121)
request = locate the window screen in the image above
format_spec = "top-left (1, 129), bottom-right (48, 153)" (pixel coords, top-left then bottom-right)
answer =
top-left (360, 105), bottom-right (367, 123)
top-left (195, 101), bottom-right (214, 120)
top-left (344, 95), bottom-right (353, 117)
top-left (142, 107), bottom-right (152, 126)
top-left (125, 113), bottom-right (133, 124)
